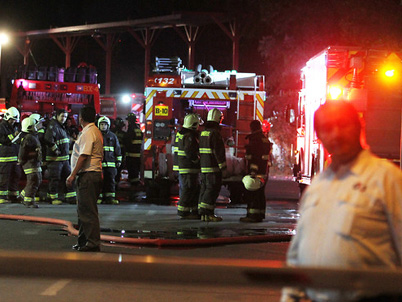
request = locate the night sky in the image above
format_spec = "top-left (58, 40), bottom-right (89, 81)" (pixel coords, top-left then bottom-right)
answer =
top-left (0, 0), bottom-right (252, 94)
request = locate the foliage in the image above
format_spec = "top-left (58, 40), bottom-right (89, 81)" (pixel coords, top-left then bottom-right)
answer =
top-left (265, 92), bottom-right (298, 176)
top-left (258, 0), bottom-right (402, 175)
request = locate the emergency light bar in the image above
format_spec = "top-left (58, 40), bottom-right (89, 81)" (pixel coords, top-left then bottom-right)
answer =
top-left (188, 100), bottom-right (230, 109)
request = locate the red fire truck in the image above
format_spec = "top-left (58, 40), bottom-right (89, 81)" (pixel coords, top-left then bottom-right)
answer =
top-left (100, 94), bottom-right (145, 122)
top-left (8, 65), bottom-right (100, 117)
top-left (143, 57), bottom-right (266, 202)
top-left (294, 46), bottom-right (402, 191)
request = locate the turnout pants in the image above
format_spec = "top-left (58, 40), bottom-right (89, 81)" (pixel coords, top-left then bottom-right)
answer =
top-left (76, 172), bottom-right (102, 248)
top-left (101, 167), bottom-right (117, 203)
top-left (243, 183), bottom-right (266, 220)
top-left (178, 173), bottom-right (200, 217)
top-left (126, 156), bottom-right (140, 184)
top-left (198, 172), bottom-right (222, 216)
top-left (0, 161), bottom-right (21, 201)
top-left (21, 172), bottom-right (42, 203)
top-left (47, 161), bottom-right (76, 202)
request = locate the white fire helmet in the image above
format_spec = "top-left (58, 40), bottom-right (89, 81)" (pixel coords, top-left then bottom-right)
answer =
top-left (207, 108), bottom-right (222, 123)
top-left (21, 117), bottom-right (37, 133)
top-left (97, 116), bottom-right (111, 131)
top-left (4, 107), bottom-right (20, 122)
top-left (242, 175), bottom-right (263, 191)
top-left (183, 113), bottom-right (200, 130)
top-left (29, 113), bottom-right (44, 126)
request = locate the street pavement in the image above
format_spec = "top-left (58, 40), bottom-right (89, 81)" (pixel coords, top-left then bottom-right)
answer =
top-left (0, 176), bottom-right (299, 257)
top-left (0, 177), bottom-right (300, 301)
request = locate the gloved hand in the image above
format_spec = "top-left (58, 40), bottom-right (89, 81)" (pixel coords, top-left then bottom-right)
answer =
top-left (116, 162), bottom-right (121, 168)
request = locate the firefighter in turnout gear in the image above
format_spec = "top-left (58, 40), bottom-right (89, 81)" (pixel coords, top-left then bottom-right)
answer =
top-left (18, 117), bottom-right (42, 208)
top-left (44, 109), bottom-right (76, 204)
top-left (240, 120), bottom-right (272, 223)
top-left (29, 113), bottom-right (46, 144)
top-left (177, 113), bottom-right (201, 219)
top-left (112, 117), bottom-right (126, 186)
top-left (97, 116), bottom-right (122, 204)
top-left (124, 113), bottom-right (143, 186)
top-left (198, 108), bottom-right (227, 222)
top-left (0, 107), bottom-right (22, 203)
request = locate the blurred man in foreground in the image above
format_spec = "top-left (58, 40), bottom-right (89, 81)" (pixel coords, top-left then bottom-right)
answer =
top-left (281, 101), bottom-right (402, 302)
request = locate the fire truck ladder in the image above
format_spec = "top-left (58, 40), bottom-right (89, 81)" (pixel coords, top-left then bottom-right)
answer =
top-left (235, 94), bottom-right (256, 157)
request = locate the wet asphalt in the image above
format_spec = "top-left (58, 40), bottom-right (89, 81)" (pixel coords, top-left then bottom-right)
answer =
top-left (0, 177), bottom-right (299, 260)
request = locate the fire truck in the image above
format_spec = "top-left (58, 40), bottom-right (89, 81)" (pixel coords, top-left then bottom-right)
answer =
top-left (294, 46), bottom-right (402, 191)
top-left (143, 57), bottom-right (265, 202)
top-left (8, 65), bottom-right (100, 118)
top-left (100, 93), bottom-right (145, 123)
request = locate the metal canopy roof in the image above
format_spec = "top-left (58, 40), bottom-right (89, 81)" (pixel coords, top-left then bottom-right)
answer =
top-left (11, 12), bottom-right (228, 39)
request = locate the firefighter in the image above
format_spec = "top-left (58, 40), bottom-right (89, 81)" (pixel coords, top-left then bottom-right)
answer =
top-left (18, 116), bottom-right (42, 208)
top-left (112, 117), bottom-right (126, 187)
top-left (29, 113), bottom-right (46, 202)
top-left (44, 108), bottom-right (76, 205)
top-left (198, 108), bottom-right (227, 222)
top-left (240, 120), bottom-right (272, 222)
top-left (124, 113), bottom-right (143, 186)
top-left (177, 113), bottom-right (201, 219)
top-left (30, 113), bottom-right (46, 143)
top-left (97, 116), bottom-right (122, 204)
top-left (0, 107), bottom-right (22, 203)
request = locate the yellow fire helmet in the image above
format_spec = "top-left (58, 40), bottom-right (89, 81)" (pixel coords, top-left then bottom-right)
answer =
top-left (207, 108), bottom-right (222, 123)
top-left (183, 113), bottom-right (200, 130)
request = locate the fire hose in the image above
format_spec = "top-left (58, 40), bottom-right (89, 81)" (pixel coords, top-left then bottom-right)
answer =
top-left (0, 214), bottom-right (292, 247)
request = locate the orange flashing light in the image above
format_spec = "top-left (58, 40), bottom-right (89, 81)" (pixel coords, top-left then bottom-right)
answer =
top-left (385, 69), bottom-right (395, 77)
top-left (328, 86), bottom-right (343, 100)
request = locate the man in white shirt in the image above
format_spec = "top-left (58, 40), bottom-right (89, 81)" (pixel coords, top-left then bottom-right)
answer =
top-left (66, 106), bottom-right (103, 252)
top-left (281, 101), bottom-right (402, 302)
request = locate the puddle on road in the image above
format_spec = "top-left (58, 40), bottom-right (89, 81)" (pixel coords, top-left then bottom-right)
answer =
top-left (98, 226), bottom-right (295, 240)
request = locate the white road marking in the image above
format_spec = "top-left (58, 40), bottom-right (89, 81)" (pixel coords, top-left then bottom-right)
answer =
top-left (40, 279), bottom-right (72, 296)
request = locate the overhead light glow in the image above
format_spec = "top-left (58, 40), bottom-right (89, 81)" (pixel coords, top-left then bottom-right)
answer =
top-left (122, 94), bottom-right (131, 103)
top-left (0, 33), bottom-right (9, 45)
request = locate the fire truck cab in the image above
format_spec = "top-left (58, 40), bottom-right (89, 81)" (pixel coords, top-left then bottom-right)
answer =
top-left (294, 46), bottom-right (402, 191)
top-left (143, 57), bottom-right (266, 202)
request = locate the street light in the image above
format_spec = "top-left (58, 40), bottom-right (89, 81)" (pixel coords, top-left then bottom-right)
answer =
top-left (0, 33), bottom-right (9, 98)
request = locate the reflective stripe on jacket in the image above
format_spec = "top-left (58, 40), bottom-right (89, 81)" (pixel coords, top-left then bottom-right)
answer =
top-left (124, 125), bottom-right (143, 158)
top-left (18, 132), bottom-right (42, 174)
top-left (0, 120), bottom-right (19, 162)
top-left (199, 122), bottom-right (226, 174)
top-left (245, 130), bottom-right (272, 175)
top-left (173, 132), bottom-right (183, 172)
top-left (44, 119), bottom-right (70, 161)
top-left (178, 128), bottom-right (200, 174)
top-left (101, 130), bottom-right (122, 167)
